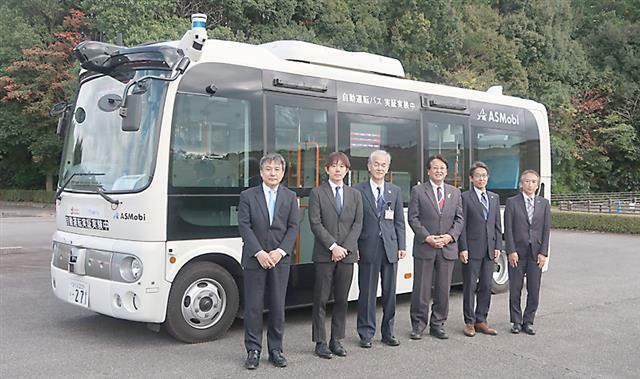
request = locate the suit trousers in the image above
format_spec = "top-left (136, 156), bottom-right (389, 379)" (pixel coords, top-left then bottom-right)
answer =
top-left (356, 243), bottom-right (398, 340)
top-left (243, 263), bottom-right (290, 352)
top-left (312, 261), bottom-right (354, 343)
top-left (410, 253), bottom-right (455, 331)
top-left (508, 246), bottom-right (542, 325)
top-left (462, 256), bottom-right (494, 325)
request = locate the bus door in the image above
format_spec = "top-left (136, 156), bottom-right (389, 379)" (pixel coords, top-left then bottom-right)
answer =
top-left (422, 111), bottom-right (470, 190)
top-left (337, 113), bottom-right (420, 202)
top-left (265, 77), bottom-right (336, 306)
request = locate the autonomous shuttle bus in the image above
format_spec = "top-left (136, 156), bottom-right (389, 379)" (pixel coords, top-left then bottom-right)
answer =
top-left (51, 15), bottom-right (551, 342)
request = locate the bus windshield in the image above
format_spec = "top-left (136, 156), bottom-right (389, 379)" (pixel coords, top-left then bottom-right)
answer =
top-left (58, 70), bottom-right (167, 193)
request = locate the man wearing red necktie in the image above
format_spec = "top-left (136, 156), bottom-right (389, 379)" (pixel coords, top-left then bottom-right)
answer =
top-left (408, 155), bottom-right (464, 340)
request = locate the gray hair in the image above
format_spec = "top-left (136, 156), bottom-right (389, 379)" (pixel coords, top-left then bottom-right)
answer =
top-left (367, 150), bottom-right (391, 165)
top-left (519, 169), bottom-right (540, 182)
top-left (260, 153), bottom-right (286, 170)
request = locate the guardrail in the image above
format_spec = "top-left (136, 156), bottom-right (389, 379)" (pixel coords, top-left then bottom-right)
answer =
top-left (553, 192), bottom-right (640, 215)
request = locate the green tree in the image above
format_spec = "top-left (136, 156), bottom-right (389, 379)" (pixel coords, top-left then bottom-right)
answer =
top-left (1, 8), bottom-right (88, 190)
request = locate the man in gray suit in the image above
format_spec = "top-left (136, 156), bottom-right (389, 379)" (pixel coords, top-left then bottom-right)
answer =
top-left (309, 151), bottom-right (363, 359)
top-left (238, 153), bottom-right (300, 369)
top-left (408, 155), bottom-right (464, 340)
top-left (505, 169), bottom-right (550, 335)
top-left (354, 150), bottom-right (406, 349)
top-left (459, 162), bottom-right (502, 337)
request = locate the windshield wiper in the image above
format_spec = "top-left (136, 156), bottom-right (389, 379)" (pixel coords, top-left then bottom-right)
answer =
top-left (56, 172), bottom-right (122, 206)
top-left (97, 185), bottom-right (121, 206)
top-left (56, 172), bottom-right (105, 201)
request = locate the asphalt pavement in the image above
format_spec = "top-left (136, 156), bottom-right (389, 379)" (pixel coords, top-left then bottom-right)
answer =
top-left (1, 206), bottom-right (639, 378)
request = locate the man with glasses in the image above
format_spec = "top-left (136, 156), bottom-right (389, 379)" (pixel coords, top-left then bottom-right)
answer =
top-left (408, 155), bottom-right (464, 340)
top-left (238, 153), bottom-right (300, 369)
top-left (458, 162), bottom-right (502, 337)
top-left (504, 169), bottom-right (550, 335)
top-left (354, 150), bottom-right (406, 349)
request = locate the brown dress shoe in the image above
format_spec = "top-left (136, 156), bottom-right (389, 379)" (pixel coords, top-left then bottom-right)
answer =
top-left (474, 322), bottom-right (498, 335)
top-left (463, 324), bottom-right (476, 337)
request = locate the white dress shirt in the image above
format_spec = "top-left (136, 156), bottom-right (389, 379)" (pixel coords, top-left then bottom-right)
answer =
top-left (255, 183), bottom-right (286, 257)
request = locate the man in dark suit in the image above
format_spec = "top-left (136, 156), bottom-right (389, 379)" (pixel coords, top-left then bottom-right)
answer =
top-left (458, 161), bottom-right (502, 337)
top-left (238, 153), bottom-right (300, 369)
top-left (309, 151), bottom-right (363, 359)
top-left (408, 154), bottom-right (464, 340)
top-left (354, 150), bottom-right (406, 349)
top-left (504, 169), bottom-right (550, 335)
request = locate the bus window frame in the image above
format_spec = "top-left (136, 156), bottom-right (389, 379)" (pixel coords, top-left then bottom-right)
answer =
top-left (422, 111), bottom-right (471, 191)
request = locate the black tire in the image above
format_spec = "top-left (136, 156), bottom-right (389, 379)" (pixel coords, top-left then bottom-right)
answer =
top-left (164, 262), bottom-right (239, 343)
top-left (491, 250), bottom-right (509, 294)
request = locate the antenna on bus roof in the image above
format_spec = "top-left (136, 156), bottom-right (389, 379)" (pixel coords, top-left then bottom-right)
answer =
top-left (178, 13), bottom-right (208, 62)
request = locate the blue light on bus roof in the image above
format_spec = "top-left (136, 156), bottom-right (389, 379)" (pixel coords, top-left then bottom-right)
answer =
top-left (192, 20), bottom-right (206, 28)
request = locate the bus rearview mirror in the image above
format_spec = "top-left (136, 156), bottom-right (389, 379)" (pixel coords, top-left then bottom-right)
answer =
top-left (120, 94), bottom-right (143, 132)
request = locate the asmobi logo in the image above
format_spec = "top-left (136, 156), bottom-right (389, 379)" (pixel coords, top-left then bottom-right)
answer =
top-left (477, 109), bottom-right (520, 125)
top-left (113, 212), bottom-right (147, 221)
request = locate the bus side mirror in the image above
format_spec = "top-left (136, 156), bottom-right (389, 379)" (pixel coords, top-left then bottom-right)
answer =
top-left (56, 113), bottom-right (70, 137)
top-left (120, 94), bottom-right (143, 132)
top-left (50, 102), bottom-right (71, 138)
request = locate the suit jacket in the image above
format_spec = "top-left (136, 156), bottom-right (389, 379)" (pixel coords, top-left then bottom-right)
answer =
top-left (504, 194), bottom-right (551, 259)
top-left (408, 182), bottom-right (464, 261)
top-left (459, 189), bottom-right (502, 260)
top-left (309, 182), bottom-right (363, 263)
top-left (238, 184), bottom-right (300, 269)
top-left (355, 181), bottom-right (406, 264)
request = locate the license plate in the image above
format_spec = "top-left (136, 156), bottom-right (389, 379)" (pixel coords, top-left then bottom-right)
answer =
top-left (68, 280), bottom-right (89, 308)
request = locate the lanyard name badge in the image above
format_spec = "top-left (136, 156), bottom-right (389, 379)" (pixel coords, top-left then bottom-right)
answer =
top-left (384, 202), bottom-right (394, 220)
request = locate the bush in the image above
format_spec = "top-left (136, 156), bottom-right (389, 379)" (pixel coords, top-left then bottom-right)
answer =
top-left (0, 189), bottom-right (55, 203)
top-left (552, 210), bottom-right (640, 234)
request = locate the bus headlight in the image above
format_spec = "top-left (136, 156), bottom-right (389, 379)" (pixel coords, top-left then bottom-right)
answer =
top-left (118, 256), bottom-right (143, 282)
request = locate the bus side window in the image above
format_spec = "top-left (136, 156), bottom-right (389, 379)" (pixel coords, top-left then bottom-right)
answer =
top-left (424, 116), bottom-right (467, 190)
top-left (339, 113), bottom-right (419, 203)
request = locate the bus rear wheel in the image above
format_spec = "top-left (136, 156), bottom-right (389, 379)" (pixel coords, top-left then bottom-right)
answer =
top-left (491, 250), bottom-right (509, 294)
top-left (164, 262), bottom-right (239, 343)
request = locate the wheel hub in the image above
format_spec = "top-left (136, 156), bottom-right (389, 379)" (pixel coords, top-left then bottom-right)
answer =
top-left (181, 278), bottom-right (227, 329)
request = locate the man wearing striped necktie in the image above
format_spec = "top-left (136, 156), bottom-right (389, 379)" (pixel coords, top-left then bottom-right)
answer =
top-left (458, 162), bottom-right (502, 338)
top-left (408, 155), bottom-right (464, 341)
top-left (504, 170), bottom-right (551, 336)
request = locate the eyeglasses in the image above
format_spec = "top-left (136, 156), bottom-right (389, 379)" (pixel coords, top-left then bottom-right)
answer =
top-left (472, 174), bottom-right (488, 179)
top-left (372, 162), bottom-right (388, 169)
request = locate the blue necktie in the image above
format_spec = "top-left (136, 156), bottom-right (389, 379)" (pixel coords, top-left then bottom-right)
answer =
top-left (480, 192), bottom-right (489, 220)
top-left (376, 187), bottom-right (385, 216)
top-left (335, 186), bottom-right (342, 214)
top-left (437, 186), bottom-right (444, 214)
top-left (268, 190), bottom-right (275, 225)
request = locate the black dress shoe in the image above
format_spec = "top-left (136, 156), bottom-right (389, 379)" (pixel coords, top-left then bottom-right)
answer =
top-left (359, 337), bottom-right (372, 348)
top-left (244, 350), bottom-right (260, 370)
top-left (410, 329), bottom-right (423, 340)
top-left (381, 336), bottom-right (400, 346)
top-left (329, 339), bottom-right (347, 357)
top-left (268, 350), bottom-right (287, 367)
top-left (523, 323), bottom-right (536, 335)
top-left (511, 323), bottom-right (522, 334)
top-left (315, 342), bottom-right (333, 359)
top-left (429, 327), bottom-right (449, 340)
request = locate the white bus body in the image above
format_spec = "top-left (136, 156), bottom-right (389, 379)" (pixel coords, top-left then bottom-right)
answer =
top-left (51, 17), bottom-right (550, 343)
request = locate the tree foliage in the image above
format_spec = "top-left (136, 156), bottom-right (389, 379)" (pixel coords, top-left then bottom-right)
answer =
top-left (1, 0), bottom-right (639, 192)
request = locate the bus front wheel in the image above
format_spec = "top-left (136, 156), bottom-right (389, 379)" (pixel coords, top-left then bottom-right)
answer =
top-left (164, 262), bottom-right (239, 343)
top-left (491, 251), bottom-right (509, 294)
